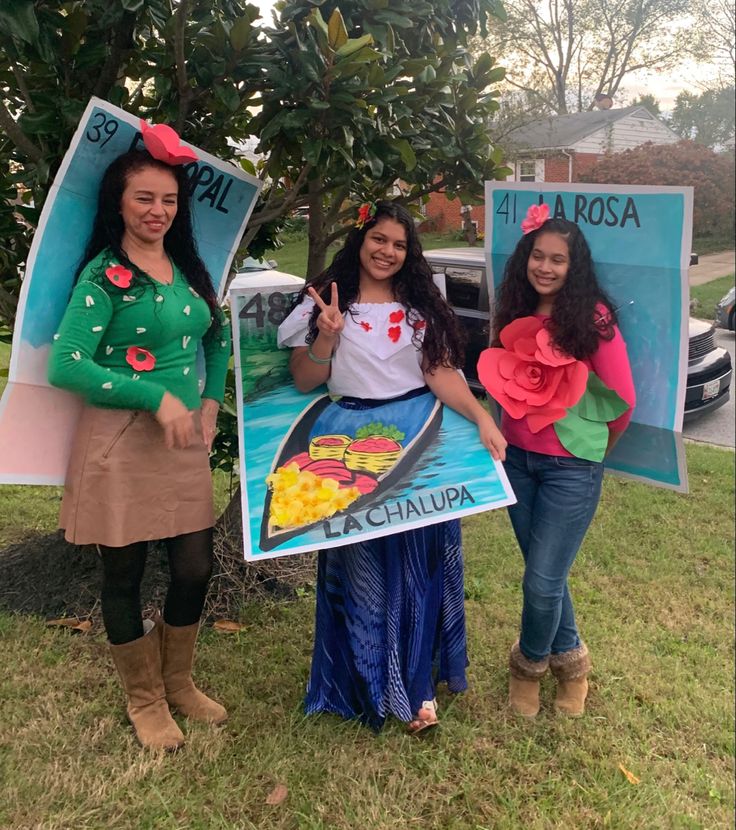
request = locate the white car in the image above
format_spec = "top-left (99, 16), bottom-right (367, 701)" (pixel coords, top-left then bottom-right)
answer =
top-left (228, 257), bottom-right (305, 291)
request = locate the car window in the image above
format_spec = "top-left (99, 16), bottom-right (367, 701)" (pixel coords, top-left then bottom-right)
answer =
top-left (437, 266), bottom-right (488, 312)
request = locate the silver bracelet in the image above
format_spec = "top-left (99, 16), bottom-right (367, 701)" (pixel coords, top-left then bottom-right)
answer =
top-left (307, 343), bottom-right (333, 365)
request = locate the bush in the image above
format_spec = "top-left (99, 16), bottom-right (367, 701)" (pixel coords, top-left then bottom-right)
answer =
top-left (580, 141), bottom-right (735, 239)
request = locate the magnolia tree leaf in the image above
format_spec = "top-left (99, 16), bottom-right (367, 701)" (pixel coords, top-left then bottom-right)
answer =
top-left (230, 17), bottom-right (252, 51)
top-left (327, 8), bottom-right (349, 50)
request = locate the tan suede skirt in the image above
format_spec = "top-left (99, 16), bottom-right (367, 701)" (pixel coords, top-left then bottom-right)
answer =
top-left (60, 406), bottom-right (215, 547)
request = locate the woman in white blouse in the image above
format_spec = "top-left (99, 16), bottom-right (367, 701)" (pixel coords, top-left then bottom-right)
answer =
top-left (278, 201), bottom-right (506, 733)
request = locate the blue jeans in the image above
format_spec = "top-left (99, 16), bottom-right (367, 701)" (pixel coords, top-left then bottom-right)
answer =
top-left (504, 445), bottom-right (604, 662)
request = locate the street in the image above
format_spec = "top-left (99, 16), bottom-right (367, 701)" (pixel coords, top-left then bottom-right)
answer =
top-left (683, 328), bottom-right (735, 448)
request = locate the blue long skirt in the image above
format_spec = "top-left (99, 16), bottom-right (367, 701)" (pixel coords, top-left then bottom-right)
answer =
top-left (304, 520), bottom-right (468, 731)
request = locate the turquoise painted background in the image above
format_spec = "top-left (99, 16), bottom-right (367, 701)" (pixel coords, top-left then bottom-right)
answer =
top-left (19, 101), bottom-right (259, 357)
top-left (486, 185), bottom-right (689, 489)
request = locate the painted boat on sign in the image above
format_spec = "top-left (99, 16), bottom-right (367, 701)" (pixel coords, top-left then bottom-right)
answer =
top-left (259, 390), bottom-right (443, 552)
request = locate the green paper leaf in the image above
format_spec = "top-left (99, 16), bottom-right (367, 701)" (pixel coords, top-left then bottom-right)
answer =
top-left (554, 411), bottom-right (609, 462)
top-left (575, 372), bottom-right (629, 422)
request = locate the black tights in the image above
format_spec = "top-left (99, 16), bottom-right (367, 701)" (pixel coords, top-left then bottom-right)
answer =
top-left (99, 528), bottom-right (214, 645)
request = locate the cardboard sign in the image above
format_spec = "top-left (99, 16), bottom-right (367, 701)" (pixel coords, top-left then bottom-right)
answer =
top-left (485, 182), bottom-right (692, 492)
top-left (231, 284), bottom-right (516, 560)
top-left (0, 97), bottom-right (262, 484)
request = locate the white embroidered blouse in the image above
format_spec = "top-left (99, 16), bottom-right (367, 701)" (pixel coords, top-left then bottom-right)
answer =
top-left (277, 297), bottom-right (427, 399)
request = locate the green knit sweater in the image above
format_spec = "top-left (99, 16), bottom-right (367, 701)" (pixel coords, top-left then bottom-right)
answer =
top-left (48, 249), bottom-right (230, 412)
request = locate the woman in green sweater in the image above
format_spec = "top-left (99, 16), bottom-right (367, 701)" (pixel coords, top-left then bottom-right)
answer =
top-left (49, 148), bottom-right (230, 750)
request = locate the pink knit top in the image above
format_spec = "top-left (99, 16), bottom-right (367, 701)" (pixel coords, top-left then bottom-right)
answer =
top-left (501, 311), bottom-right (636, 457)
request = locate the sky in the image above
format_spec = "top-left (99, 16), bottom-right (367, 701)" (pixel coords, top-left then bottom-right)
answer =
top-left (249, 0), bottom-right (723, 111)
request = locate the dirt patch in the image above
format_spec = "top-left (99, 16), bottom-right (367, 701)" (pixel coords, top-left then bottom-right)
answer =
top-left (0, 526), bottom-right (316, 623)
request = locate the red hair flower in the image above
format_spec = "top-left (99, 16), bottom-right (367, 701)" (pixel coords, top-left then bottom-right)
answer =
top-left (125, 346), bottom-right (156, 372)
top-left (477, 316), bottom-right (588, 432)
top-left (355, 202), bottom-right (377, 229)
top-left (521, 202), bottom-right (550, 235)
top-left (105, 264), bottom-right (133, 288)
top-left (139, 119), bottom-right (198, 166)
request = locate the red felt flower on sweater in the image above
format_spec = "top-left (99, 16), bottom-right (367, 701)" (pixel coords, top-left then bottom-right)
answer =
top-left (359, 321), bottom-right (372, 332)
top-left (412, 319), bottom-right (426, 331)
top-left (387, 325), bottom-right (401, 343)
top-left (105, 264), bottom-right (133, 288)
top-left (389, 309), bottom-right (405, 324)
top-left (125, 346), bottom-right (156, 372)
top-left (477, 316), bottom-right (589, 432)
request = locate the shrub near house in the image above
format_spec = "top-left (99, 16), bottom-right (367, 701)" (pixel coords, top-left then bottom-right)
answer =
top-left (581, 140), bottom-right (735, 240)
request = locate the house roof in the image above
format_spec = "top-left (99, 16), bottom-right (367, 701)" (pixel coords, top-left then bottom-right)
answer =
top-left (504, 106), bottom-right (661, 151)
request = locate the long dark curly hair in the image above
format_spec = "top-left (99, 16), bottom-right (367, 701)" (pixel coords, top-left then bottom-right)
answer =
top-left (492, 217), bottom-right (617, 359)
top-left (303, 201), bottom-right (465, 371)
top-left (76, 150), bottom-right (219, 318)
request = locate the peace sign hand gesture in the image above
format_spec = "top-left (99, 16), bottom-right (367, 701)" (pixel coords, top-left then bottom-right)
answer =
top-left (308, 283), bottom-right (344, 340)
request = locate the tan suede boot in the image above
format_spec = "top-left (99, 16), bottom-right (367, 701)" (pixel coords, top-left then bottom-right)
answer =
top-left (108, 625), bottom-right (185, 750)
top-left (508, 641), bottom-right (549, 717)
top-left (159, 616), bottom-right (227, 724)
top-left (549, 642), bottom-right (591, 716)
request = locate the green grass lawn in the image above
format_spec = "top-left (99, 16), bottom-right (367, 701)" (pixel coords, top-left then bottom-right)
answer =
top-left (0, 442), bottom-right (734, 829)
top-left (692, 234), bottom-right (735, 257)
top-left (1, 245), bottom-right (734, 828)
top-left (691, 275), bottom-right (735, 321)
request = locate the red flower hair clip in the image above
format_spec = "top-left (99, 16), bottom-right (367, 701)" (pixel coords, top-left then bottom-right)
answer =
top-left (139, 120), bottom-right (198, 166)
top-left (521, 202), bottom-right (550, 235)
top-left (355, 202), bottom-right (377, 229)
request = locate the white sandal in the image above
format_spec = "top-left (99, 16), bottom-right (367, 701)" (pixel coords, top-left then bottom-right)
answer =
top-left (407, 698), bottom-right (439, 735)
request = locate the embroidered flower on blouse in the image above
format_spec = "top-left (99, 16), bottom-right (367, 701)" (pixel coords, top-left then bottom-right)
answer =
top-left (105, 264), bottom-right (134, 288)
top-left (387, 325), bottom-right (401, 343)
top-left (389, 309), bottom-right (405, 324)
top-left (125, 346), bottom-right (156, 372)
top-left (477, 316), bottom-right (588, 433)
top-left (359, 321), bottom-right (372, 332)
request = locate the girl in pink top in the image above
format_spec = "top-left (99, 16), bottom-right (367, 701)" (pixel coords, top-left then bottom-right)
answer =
top-left (478, 207), bottom-right (635, 718)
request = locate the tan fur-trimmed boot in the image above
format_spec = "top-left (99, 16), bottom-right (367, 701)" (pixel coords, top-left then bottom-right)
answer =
top-left (159, 615), bottom-right (228, 725)
top-left (549, 642), bottom-right (591, 716)
top-left (108, 624), bottom-right (185, 750)
top-left (509, 641), bottom-right (549, 718)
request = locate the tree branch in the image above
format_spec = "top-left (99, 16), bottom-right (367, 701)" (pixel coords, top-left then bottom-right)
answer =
top-left (0, 99), bottom-right (44, 163)
top-left (10, 62), bottom-right (34, 113)
top-left (93, 11), bottom-right (136, 98)
top-left (174, 0), bottom-right (192, 132)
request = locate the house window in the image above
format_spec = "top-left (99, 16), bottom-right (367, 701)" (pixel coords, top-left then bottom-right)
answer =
top-left (517, 159), bottom-right (544, 182)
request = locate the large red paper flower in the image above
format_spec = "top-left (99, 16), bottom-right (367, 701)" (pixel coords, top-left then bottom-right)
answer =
top-left (477, 316), bottom-right (589, 432)
top-left (139, 119), bottom-right (198, 165)
top-left (125, 346), bottom-right (156, 372)
top-left (105, 264), bottom-right (133, 288)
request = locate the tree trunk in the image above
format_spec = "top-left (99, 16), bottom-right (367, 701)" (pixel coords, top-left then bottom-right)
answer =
top-left (306, 175), bottom-right (328, 278)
